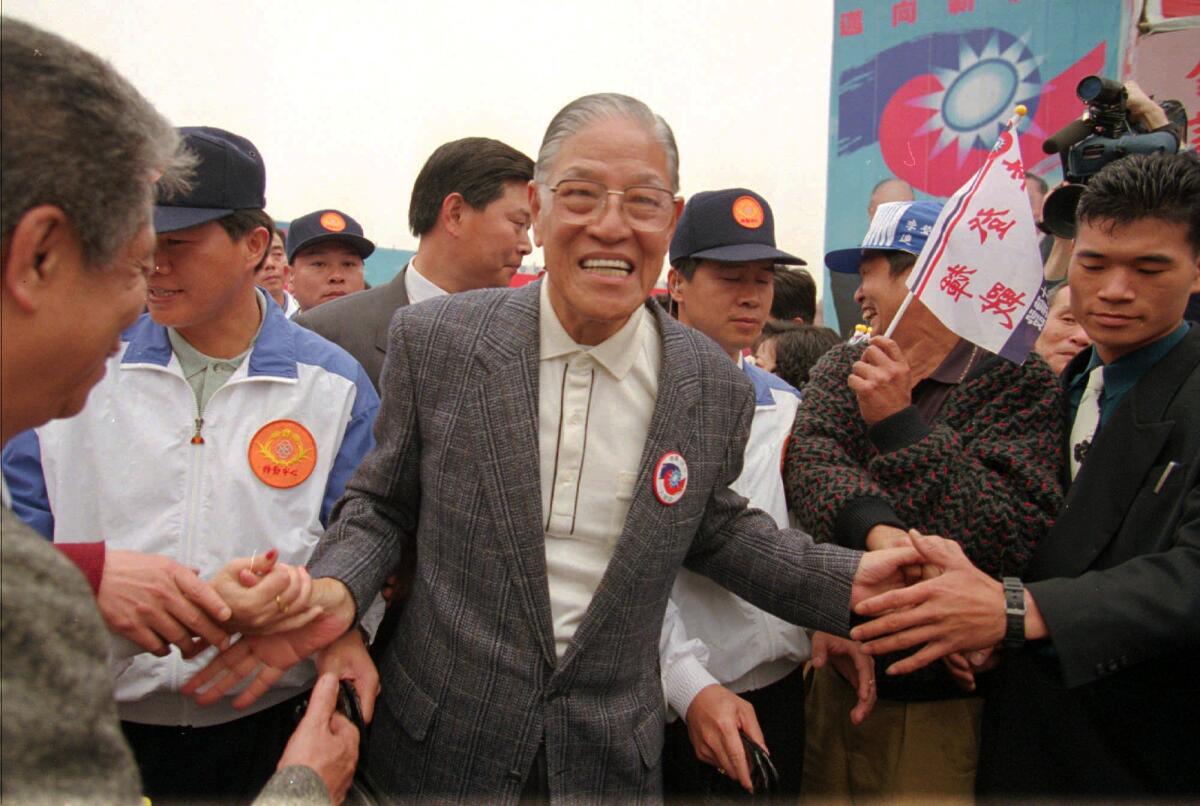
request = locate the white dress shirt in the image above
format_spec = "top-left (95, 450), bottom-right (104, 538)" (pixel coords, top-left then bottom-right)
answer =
top-left (537, 278), bottom-right (661, 658)
top-left (659, 359), bottom-right (809, 719)
top-left (404, 258), bottom-right (449, 305)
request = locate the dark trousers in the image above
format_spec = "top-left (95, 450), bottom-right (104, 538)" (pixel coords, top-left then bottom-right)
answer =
top-left (662, 664), bottom-right (805, 802)
top-left (121, 691), bottom-right (307, 804)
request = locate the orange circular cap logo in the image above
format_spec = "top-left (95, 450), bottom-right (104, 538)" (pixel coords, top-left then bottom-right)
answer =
top-left (249, 420), bottom-right (318, 489)
top-left (732, 196), bottom-right (765, 229)
top-left (319, 212), bottom-right (346, 232)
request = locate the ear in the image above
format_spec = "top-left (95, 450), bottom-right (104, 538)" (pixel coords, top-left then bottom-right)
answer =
top-left (440, 193), bottom-right (467, 237)
top-left (242, 226), bottom-right (270, 271)
top-left (2, 205), bottom-right (81, 313)
top-left (529, 181), bottom-right (545, 248)
top-left (667, 267), bottom-right (685, 303)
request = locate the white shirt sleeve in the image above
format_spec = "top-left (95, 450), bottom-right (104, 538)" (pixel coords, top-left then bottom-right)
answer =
top-left (659, 596), bottom-right (720, 722)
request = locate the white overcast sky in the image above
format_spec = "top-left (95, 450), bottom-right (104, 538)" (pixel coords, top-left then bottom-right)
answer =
top-left (7, 0), bottom-right (834, 289)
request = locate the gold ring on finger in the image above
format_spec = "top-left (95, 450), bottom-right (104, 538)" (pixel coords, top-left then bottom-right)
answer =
top-left (275, 595), bottom-right (289, 614)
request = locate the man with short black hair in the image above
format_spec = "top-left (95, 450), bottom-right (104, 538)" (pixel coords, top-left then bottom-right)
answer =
top-left (4, 125), bottom-right (381, 802)
top-left (770, 266), bottom-right (817, 324)
top-left (296, 137), bottom-right (534, 389)
top-left (287, 208), bottom-right (374, 312)
top-left (255, 226), bottom-right (300, 316)
top-left (661, 188), bottom-right (809, 796)
top-left (852, 151), bottom-right (1200, 798)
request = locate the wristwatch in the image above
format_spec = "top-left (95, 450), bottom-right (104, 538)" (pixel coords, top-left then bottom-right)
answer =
top-left (1002, 577), bottom-right (1025, 649)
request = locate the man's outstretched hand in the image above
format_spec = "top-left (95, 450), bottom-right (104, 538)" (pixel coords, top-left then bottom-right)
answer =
top-left (850, 531), bottom-right (1021, 675)
top-left (97, 550), bottom-right (231, 658)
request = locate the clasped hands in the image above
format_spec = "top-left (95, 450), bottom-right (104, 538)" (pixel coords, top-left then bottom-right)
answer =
top-left (847, 528), bottom-right (1010, 692)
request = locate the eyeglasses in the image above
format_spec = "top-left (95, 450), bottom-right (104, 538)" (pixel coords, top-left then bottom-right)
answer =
top-left (548, 179), bottom-right (678, 232)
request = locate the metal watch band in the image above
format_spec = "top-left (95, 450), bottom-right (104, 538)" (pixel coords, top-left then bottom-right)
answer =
top-left (1002, 576), bottom-right (1025, 649)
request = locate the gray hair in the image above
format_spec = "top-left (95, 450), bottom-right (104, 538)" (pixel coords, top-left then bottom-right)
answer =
top-left (534, 93), bottom-right (680, 193)
top-left (1, 17), bottom-right (193, 268)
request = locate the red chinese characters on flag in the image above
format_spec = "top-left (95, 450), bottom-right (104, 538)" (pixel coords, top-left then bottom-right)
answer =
top-left (948, 0), bottom-right (975, 14)
top-left (979, 282), bottom-right (1026, 330)
top-left (904, 122), bottom-right (1047, 363)
top-left (939, 263), bottom-right (976, 302)
top-left (1003, 158), bottom-right (1026, 190)
top-left (840, 9), bottom-right (864, 36)
top-left (968, 207), bottom-right (1016, 244)
top-left (892, 0), bottom-right (916, 27)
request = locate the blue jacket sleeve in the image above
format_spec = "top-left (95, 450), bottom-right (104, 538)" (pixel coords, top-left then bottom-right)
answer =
top-left (321, 366), bottom-right (380, 527)
top-left (1, 429), bottom-right (54, 538)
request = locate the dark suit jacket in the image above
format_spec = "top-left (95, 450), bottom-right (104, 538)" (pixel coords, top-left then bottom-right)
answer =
top-left (978, 325), bottom-right (1200, 797)
top-left (294, 269), bottom-right (409, 391)
top-left (309, 281), bottom-right (862, 802)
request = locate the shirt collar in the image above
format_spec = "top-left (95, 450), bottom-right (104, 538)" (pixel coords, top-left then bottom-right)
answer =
top-left (1069, 321), bottom-right (1190, 397)
top-left (123, 288), bottom-right (300, 380)
top-left (405, 257), bottom-right (449, 304)
top-left (927, 338), bottom-right (981, 385)
top-left (166, 288), bottom-right (265, 370)
top-left (538, 277), bottom-right (649, 380)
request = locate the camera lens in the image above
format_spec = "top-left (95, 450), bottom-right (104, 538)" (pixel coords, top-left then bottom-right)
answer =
top-left (1077, 76), bottom-right (1103, 103)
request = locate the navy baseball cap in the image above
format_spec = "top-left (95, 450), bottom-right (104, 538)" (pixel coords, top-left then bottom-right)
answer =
top-left (825, 200), bottom-right (944, 274)
top-left (285, 209), bottom-right (375, 263)
top-left (669, 188), bottom-right (805, 267)
top-left (154, 127), bottom-right (266, 233)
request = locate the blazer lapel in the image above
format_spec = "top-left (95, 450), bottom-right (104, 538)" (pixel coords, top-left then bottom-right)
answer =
top-left (473, 283), bottom-right (557, 667)
top-left (553, 305), bottom-right (702, 680)
top-left (1030, 328), bottom-right (1200, 578)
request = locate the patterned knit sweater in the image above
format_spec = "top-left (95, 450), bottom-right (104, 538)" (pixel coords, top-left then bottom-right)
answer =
top-left (784, 341), bottom-right (1064, 579)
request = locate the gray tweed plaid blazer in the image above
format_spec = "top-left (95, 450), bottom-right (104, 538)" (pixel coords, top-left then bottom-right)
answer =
top-left (309, 280), bottom-right (862, 803)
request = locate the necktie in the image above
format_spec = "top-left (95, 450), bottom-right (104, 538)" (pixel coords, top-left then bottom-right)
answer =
top-left (1069, 365), bottom-right (1104, 480)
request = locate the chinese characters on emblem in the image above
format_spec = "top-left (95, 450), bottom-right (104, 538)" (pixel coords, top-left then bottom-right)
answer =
top-left (968, 207), bottom-right (1016, 244)
top-left (980, 282), bottom-right (1026, 330)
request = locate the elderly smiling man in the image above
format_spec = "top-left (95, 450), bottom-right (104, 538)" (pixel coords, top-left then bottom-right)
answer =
top-left (186, 93), bottom-right (923, 802)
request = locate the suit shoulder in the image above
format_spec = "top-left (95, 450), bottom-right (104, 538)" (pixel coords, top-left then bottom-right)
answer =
top-left (295, 282), bottom-right (404, 332)
top-left (286, 321), bottom-right (374, 391)
top-left (392, 286), bottom-right (519, 336)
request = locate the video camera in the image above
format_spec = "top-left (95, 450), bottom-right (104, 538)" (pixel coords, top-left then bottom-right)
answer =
top-left (1040, 75), bottom-right (1187, 238)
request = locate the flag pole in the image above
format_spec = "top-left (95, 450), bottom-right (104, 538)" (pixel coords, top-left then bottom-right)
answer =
top-left (879, 104), bottom-right (1028, 342)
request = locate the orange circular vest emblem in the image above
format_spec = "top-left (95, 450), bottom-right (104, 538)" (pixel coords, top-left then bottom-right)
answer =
top-left (319, 211), bottom-right (346, 232)
top-left (732, 195), bottom-right (765, 229)
top-left (249, 420), bottom-right (317, 489)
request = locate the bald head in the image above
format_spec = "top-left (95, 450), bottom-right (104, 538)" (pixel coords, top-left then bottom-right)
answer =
top-left (868, 178), bottom-right (915, 219)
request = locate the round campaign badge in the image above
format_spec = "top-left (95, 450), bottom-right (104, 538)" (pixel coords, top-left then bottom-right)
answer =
top-left (731, 195), bottom-right (765, 229)
top-left (249, 419), bottom-right (318, 489)
top-left (653, 451), bottom-right (688, 505)
top-left (319, 211), bottom-right (347, 232)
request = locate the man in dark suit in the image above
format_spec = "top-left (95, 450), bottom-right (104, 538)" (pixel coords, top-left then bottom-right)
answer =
top-left (850, 151), bottom-right (1200, 797)
top-left (184, 92), bottom-right (922, 802)
top-left (295, 137), bottom-right (534, 390)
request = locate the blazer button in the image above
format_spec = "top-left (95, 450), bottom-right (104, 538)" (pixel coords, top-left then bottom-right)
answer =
top-left (1095, 662), bottom-right (1106, 676)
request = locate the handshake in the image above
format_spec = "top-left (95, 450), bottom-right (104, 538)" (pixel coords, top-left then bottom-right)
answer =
top-left (846, 529), bottom-right (1031, 694)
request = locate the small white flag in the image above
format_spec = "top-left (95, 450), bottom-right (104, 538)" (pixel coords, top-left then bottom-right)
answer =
top-left (905, 118), bottom-right (1048, 363)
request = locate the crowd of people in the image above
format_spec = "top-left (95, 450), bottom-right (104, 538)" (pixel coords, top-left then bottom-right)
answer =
top-left (2, 16), bottom-right (1199, 806)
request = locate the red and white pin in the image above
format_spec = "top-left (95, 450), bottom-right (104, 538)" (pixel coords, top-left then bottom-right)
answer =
top-left (652, 451), bottom-right (688, 505)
